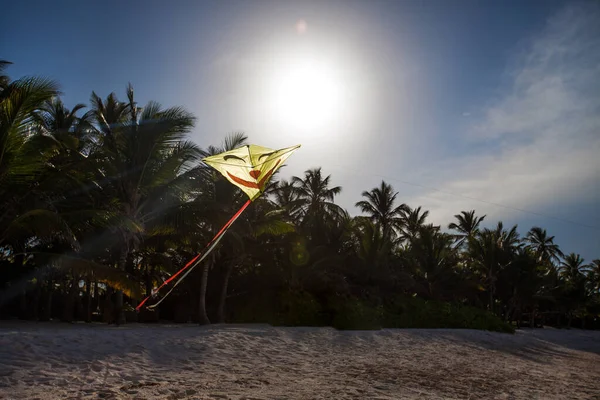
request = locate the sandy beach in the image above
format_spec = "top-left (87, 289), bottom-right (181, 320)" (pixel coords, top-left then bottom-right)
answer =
top-left (0, 323), bottom-right (598, 400)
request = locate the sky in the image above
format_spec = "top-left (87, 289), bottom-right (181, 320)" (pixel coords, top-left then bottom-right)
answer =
top-left (2, 0), bottom-right (599, 260)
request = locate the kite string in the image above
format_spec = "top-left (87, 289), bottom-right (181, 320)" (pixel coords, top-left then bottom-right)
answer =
top-left (147, 226), bottom-right (229, 310)
top-left (136, 199), bottom-right (252, 311)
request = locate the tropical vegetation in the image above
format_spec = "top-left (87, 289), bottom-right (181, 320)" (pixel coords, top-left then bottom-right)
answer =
top-left (1, 62), bottom-right (598, 332)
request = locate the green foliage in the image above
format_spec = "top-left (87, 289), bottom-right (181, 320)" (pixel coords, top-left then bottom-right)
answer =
top-left (0, 61), bottom-right (597, 332)
top-left (329, 297), bottom-right (383, 330)
top-left (382, 296), bottom-right (514, 333)
top-left (326, 295), bottom-right (514, 333)
top-left (230, 291), bottom-right (513, 333)
top-left (229, 292), bottom-right (278, 324)
top-left (273, 290), bottom-right (325, 326)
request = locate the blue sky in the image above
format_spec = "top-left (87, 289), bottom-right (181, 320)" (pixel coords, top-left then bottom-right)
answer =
top-left (2, 0), bottom-right (598, 260)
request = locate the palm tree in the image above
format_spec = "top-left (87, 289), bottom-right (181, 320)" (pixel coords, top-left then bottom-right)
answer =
top-left (467, 222), bottom-right (519, 313)
top-left (587, 259), bottom-right (600, 295)
top-left (448, 210), bottom-right (486, 248)
top-left (558, 253), bottom-right (586, 283)
top-left (291, 168), bottom-right (345, 229)
top-left (271, 179), bottom-right (302, 221)
top-left (351, 217), bottom-right (394, 272)
top-left (215, 197), bottom-right (294, 322)
top-left (0, 60), bottom-right (12, 91)
top-left (89, 84), bottom-right (198, 324)
top-left (89, 91), bottom-right (129, 136)
top-left (0, 75), bottom-right (141, 322)
top-left (355, 180), bottom-right (408, 238)
top-left (404, 226), bottom-right (459, 301)
top-left (398, 206), bottom-right (431, 242)
top-left (499, 248), bottom-right (543, 326)
top-left (0, 74), bottom-right (61, 250)
top-left (494, 222), bottom-right (521, 250)
top-left (0, 75), bottom-right (60, 185)
top-left (558, 253), bottom-right (588, 327)
top-left (525, 227), bottom-right (563, 265)
top-left (34, 98), bottom-right (88, 133)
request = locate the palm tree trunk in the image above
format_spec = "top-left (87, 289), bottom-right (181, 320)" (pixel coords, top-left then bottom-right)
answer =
top-left (19, 291), bottom-right (28, 319)
top-left (40, 278), bottom-right (53, 322)
top-left (115, 290), bottom-right (125, 325)
top-left (217, 263), bottom-right (234, 323)
top-left (115, 247), bottom-right (128, 325)
top-left (103, 287), bottom-right (114, 324)
top-left (62, 276), bottom-right (77, 323)
top-left (198, 259), bottom-right (211, 325)
top-left (529, 307), bottom-right (535, 328)
top-left (93, 280), bottom-right (99, 315)
top-left (488, 269), bottom-right (494, 314)
top-left (505, 287), bottom-right (517, 323)
top-left (32, 285), bottom-right (41, 321)
top-left (505, 303), bottom-right (514, 323)
top-left (145, 265), bottom-right (153, 297)
top-left (85, 277), bottom-right (92, 323)
top-left (14, 253), bottom-right (28, 319)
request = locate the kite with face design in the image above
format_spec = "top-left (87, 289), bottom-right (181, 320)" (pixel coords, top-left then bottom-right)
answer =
top-left (203, 144), bottom-right (301, 200)
top-left (136, 143), bottom-right (301, 311)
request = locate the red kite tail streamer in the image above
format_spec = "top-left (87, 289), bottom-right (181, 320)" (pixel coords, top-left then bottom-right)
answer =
top-left (136, 199), bottom-right (252, 311)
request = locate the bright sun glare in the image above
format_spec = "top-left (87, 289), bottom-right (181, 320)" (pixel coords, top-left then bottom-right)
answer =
top-left (269, 59), bottom-right (342, 131)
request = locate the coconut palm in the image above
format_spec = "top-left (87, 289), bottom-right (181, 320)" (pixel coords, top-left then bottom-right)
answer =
top-left (525, 227), bottom-right (563, 265)
top-left (404, 225), bottom-right (459, 301)
top-left (34, 98), bottom-right (87, 133)
top-left (587, 259), bottom-right (600, 295)
top-left (499, 248), bottom-right (543, 326)
top-left (215, 196), bottom-right (295, 322)
top-left (0, 74), bottom-right (61, 247)
top-left (291, 168), bottom-right (345, 227)
top-left (355, 180), bottom-right (408, 238)
top-left (351, 217), bottom-right (394, 271)
top-left (0, 74), bottom-right (142, 321)
top-left (448, 210), bottom-right (486, 248)
top-left (557, 253), bottom-right (589, 327)
top-left (0, 60), bottom-right (12, 91)
top-left (467, 222), bottom-right (519, 313)
top-left (398, 206), bottom-right (432, 242)
top-left (558, 253), bottom-right (586, 283)
top-left (89, 84), bottom-right (198, 323)
top-left (0, 75), bottom-right (60, 184)
top-left (271, 179), bottom-right (302, 221)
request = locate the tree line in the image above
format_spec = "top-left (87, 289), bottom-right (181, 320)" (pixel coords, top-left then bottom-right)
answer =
top-left (1, 62), bottom-right (598, 331)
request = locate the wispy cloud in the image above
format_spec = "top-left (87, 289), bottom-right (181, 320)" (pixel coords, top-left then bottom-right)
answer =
top-left (410, 3), bottom-right (600, 231)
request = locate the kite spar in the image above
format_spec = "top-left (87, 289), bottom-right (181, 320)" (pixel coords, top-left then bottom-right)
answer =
top-left (136, 144), bottom-right (300, 311)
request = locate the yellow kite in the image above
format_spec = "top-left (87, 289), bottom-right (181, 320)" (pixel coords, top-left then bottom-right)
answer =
top-left (202, 144), bottom-right (301, 200)
top-left (137, 143), bottom-right (300, 310)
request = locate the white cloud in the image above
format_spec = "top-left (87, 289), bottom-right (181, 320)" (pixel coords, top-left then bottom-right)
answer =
top-left (409, 3), bottom-right (600, 230)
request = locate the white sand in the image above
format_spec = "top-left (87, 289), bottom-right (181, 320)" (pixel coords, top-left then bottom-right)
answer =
top-left (0, 323), bottom-right (598, 400)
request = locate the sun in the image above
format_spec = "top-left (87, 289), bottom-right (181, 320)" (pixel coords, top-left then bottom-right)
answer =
top-left (269, 59), bottom-right (342, 131)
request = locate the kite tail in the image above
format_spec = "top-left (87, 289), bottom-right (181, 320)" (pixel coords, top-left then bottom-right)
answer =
top-left (136, 199), bottom-right (252, 311)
